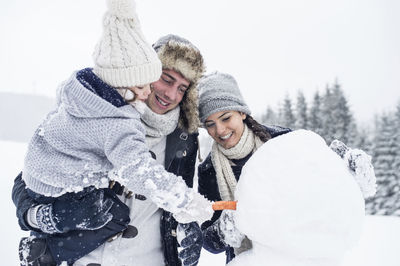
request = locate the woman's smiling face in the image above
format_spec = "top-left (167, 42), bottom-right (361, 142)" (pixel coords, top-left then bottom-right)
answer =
top-left (204, 111), bottom-right (246, 149)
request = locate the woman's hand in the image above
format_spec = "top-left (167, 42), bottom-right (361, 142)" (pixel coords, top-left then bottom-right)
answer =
top-left (330, 139), bottom-right (376, 198)
top-left (217, 210), bottom-right (244, 248)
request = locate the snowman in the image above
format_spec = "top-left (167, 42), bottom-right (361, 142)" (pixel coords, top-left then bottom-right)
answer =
top-left (226, 130), bottom-right (375, 266)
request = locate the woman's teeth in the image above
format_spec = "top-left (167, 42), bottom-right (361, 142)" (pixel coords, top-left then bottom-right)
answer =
top-left (220, 132), bottom-right (232, 140)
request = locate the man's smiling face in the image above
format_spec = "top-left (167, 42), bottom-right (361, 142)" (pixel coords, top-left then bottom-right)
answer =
top-left (146, 69), bottom-right (190, 114)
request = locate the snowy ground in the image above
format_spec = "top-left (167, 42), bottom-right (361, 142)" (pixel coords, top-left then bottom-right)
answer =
top-left (2, 140), bottom-right (400, 266)
top-left (1, 141), bottom-right (30, 265)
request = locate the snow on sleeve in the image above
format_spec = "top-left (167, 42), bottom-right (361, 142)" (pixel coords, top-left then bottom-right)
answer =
top-left (231, 130), bottom-right (366, 266)
top-left (105, 119), bottom-right (213, 224)
top-left (108, 156), bottom-right (192, 214)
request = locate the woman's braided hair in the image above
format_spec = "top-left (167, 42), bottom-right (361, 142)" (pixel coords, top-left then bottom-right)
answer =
top-left (244, 115), bottom-right (272, 143)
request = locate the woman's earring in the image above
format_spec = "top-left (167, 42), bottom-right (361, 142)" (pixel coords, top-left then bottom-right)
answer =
top-left (150, 84), bottom-right (154, 90)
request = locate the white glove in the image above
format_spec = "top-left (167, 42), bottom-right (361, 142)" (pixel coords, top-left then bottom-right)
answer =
top-left (173, 193), bottom-right (214, 225)
top-left (330, 140), bottom-right (377, 198)
top-left (344, 148), bottom-right (377, 198)
top-left (218, 210), bottom-right (245, 248)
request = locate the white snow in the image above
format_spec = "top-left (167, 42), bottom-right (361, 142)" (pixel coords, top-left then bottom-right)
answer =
top-left (231, 130), bottom-right (365, 265)
top-left (199, 215), bottom-right (400, 266)
top-left (1, 137), bottom-right (400, 265)
top-left (0, 140), bottom-right (29, 265)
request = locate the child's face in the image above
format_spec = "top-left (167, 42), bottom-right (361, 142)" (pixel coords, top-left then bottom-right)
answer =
top-left (131, 84), bottom-right (151, 102)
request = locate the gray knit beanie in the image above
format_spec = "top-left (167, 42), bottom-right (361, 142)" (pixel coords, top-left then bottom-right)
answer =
top-left (198, 71), bottom-right (251, 123)
top-left (93, 0), bottom-right (162, 88)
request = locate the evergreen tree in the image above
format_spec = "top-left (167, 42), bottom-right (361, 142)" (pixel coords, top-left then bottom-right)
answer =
top-left (295, 91), bottom-right (308, 129)
top-left (392, 102), bottom-right (400, 215)
top-left (279, 94), bottom-right (296, 128)
top-left (320, 80), bottom-right (356, 145)
top-left (366, 113), bottom-right (400, 215)
top-left (261, 106), bottom-right (278, 125)
top-left (393, 102), bottom-right (400, 173)
top-left (353, 125), bottom-right (373, 155)
top-left (330, 80), bottom-right (354, 144)
top-left (320, 85), bottom-right (335, 143)
top-left (309, 91), bottom-right (324, 136)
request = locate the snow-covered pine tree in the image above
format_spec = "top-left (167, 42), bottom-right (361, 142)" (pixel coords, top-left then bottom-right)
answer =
top-left (295, 90), bottom-right (308, 129)
top-left (330, 80), bottom-right (355, 144)
top-left (320, 80), bottom-right (356, 145)
top-left (309, 91), bottom-right (324, 136)
top-left (279, 94), bottom-right (296, 129)
top-left (353, 125), bottom-right (374, 156)
top-left (320, 85), bottom-right (335, 143)
top-left (391, 102), bottom-right (400, 215)
top-left (393, 102), bottom-right (400, 173)
top-left (366, 113), bottom-right (400, 215)
top-left (261, 106), bottom-right (279, 125)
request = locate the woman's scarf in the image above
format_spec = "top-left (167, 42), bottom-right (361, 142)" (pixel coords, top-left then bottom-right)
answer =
top-left (211, 124), bottom-right (264, 201)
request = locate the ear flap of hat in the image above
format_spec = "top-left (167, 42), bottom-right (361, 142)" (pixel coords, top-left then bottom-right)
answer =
top-left (178, 83), bottom-right (200, 134)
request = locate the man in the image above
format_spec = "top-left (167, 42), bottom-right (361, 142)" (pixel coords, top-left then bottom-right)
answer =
top-left (13, 34), bottom-right (206, 266)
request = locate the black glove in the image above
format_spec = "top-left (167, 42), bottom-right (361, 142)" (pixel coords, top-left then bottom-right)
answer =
top-left (19, 237), bottom-right (56, 266)
top-left (34, 187), bottom-right (114, 234)
top-left (177, 222), bottom-right (203, 266)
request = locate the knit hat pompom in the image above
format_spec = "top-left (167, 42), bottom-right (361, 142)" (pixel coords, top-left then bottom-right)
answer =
top-left (93, 0), bottom-right (161, 88)
top-left (107, 0), bottom-right (136, 19)
top-left (198, 71), bottom-right (251, 123)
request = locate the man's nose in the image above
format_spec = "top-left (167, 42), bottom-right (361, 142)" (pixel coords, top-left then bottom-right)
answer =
top-left (164, 86), bottom-right (177, 102)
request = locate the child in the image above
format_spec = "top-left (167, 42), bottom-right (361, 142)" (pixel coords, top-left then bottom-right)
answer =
top-left (20, 0), bottom-right (213, 263)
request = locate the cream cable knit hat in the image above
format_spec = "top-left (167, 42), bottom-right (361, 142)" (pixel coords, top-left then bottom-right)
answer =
top-left (93, 0), bottom-right (161, 88)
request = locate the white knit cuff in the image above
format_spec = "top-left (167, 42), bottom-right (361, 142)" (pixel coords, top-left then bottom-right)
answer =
top-left (36, 204), bottom-right (63, 234)
top-left (26, 204), bottom-right (43, 229)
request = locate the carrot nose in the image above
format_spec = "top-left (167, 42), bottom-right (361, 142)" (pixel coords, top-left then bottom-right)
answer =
top-left (212, 201), bottom-right (237, 211)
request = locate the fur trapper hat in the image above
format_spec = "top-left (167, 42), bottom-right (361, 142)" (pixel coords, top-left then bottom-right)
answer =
top-left (153, 34), bottom-right (205, 133)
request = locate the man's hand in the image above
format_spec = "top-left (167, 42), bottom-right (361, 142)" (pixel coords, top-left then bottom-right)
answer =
top-left (177, 222), bottom-right (203, 266)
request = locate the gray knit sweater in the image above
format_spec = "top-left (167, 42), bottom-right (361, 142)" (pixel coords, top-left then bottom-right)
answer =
top-left (22, 70), bottom-right (193, 214)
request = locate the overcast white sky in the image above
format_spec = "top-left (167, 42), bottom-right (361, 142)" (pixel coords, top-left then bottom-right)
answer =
top-left (1, 0), bottom-right (399, 122)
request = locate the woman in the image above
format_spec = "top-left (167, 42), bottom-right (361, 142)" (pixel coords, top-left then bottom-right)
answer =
top-left (196, 71), bottom-right (290, 263)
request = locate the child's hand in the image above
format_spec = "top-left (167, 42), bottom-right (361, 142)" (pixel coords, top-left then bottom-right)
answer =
top-left (173, 193), bottom-right (214, 225)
